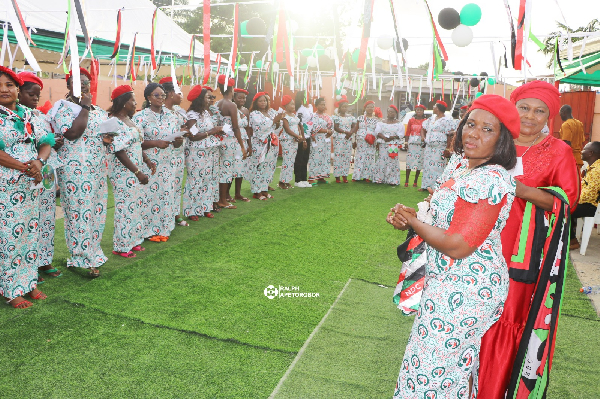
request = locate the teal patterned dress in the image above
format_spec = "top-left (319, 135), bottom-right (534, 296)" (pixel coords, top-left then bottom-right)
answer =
top-left (52, 101), bottom-right (109, 269)
top-left (167, 105), bottom-right (187, 217)
top-left (280, 114), bottom-right (301, 183)
top-left (107, 120), bottom-right (146, 252)
top-left (331, 114), bottom-right (356, 177)
top-left (132, 108), bottom-right (177, 238)
top-left (394, 156), bottom-right (515, 398)
top-left (0, 104), bottom-right (48, 299)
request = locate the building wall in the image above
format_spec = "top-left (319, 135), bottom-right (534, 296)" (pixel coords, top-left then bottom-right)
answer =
top-left (593, 93), bottom-right (600, 142)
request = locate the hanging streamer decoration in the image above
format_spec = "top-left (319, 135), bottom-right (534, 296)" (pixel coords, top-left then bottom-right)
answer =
top-left (130, 33), bottom-right (137, 83)
top-left (9, 0), bottom-right (35, 46)
top-left (151, 7), bottom-right (158, 70)
top-left (186, 35), bottom-right (196, 85)
top-left (357, 0), bottom-right (375, 70)
top-left (225, 3), bottom-right (239, 84)
top-left (423, 0), bottom-right (448, 84)
top-left (111, 8), bottom-right (123, 62)
top-left (502, 0), bottom-right (517, 68)
top-left (203, 0), bottom-right (211, 85)
top-left (555, 38), bottom-right (565, 73)
top-left (514, 0), bottom-right (528, 71)
top-left (73, 0), bottom-right (90, 53)
top-left (7, 0), bottom-right (40, 71)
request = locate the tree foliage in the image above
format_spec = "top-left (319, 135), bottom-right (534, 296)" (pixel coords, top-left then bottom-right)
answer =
top-left (541, 19), bottom-right (600, 68)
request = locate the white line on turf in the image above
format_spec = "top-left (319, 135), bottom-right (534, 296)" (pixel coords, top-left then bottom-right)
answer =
top-left (268, 278), bottom-right (353, 399)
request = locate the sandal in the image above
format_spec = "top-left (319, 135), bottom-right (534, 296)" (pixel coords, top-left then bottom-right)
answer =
top-left (37, 276), bottom-right (45, 284)
top-left (7, 297), bottom-right (33, 309)
top-left (131, 245), bottom-right (145, 252)
top-left (252, 193), bottom-right (267, 201)
top-left (404, 182), bottom-right (409, 187)
top-left (266, 194), bottom-right (274, 199)
top-left (88, 268), bottom-right (100, 278)
top-left (159, 236), bottom-right (169, 242)
top-left (221, 204), bottom-right (237, 209)
top-left (235, 197), bottom-right (251, 202)
top-left (268, 186), bottom-right (275, 191)
top-left (365, 179), bottom-right (372, 183)
top-left (148, 236), bottom-right (162, 242)
top-left (29, 290), bottom-right (47, 300)
top-left (413, 182), bottom-right (418, 187)
top-left (112, 251), bottom-right (136, 258)
top-left (204, 212), bottom-right (214, 218)
top-left (189, 215), bottom-right (200, 221)
top-left (41, 266), bottom-right (62, 277)
top-left (227, 197), bottom-right (236, 203)
top-left (176, 217), bottom-right (189, 227)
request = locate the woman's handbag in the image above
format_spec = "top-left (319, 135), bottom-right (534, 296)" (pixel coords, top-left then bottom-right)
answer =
top-left (393, 228), bottom-right (428, 315)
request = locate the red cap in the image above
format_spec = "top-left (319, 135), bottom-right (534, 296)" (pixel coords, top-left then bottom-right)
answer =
top-left (217, 74), bottom-right (236, 87)
top-left (201, 86), bottom-right (213, 92)
top-left (460, 105), bottom-right (468, 110)
top-left (468, 94), bottom-right (521, 139)
top-left (510, 80), bottom-right (560, 119)
top-left (187, 85), bottom-right (204, 102)
top-left (234, 88), bottom-right (249, 95)
top-left (253, 91), bottom-right (267, 102)
top-left (389, 105), bottom-right (399, 113)
top-left (415, 104), bottom-right (426, 110)
top-left (363, 100), bottom-right (375, 110)
top-left (111, 85), bottom-right (133, 101)
top-left (0, 66), bottom-right (23, 86)
top-left (436, 100), bottom-right (448, 108)
top-left (159, 77), bottom-right (173, 84)
top-left (17, 71), bottom-right (43, 89)
top-left (66, 67), bottom-right (92, 82)
top-left (334, 95), bottom-right (348, 109)
top-left (281, 95), bottom-right (293, 107)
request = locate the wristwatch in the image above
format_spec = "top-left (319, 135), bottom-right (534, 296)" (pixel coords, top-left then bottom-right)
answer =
top-left (81, 104), bottom-right (91, 111)
top-left (36, 157), bottom-right (47, 166)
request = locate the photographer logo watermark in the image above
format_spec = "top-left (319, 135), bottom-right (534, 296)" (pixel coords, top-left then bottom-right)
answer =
top-left (264, 285), bottom-right (320, 299)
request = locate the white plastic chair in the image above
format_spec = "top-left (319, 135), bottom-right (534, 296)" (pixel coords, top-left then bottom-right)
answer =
top-left (576, 206), bottom-right (600, 256)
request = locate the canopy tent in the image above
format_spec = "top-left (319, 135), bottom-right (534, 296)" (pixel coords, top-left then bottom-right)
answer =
top-left (555, 36), bottom-right (600, 87)
top-left (0, 0), bottom-right (224, 78)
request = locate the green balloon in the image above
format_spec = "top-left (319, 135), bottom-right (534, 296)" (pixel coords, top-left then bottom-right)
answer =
top-left (475, 91), bottom-right (483, 98)
top-left (352, 49), bottom-right (360, 64)
top-left (255, 60), bottom-right (263, 68)
top-left (241, 20), bottom-right (249, 37)
top-left (460, 3), bottom-right (482, 26)
top-left (301, 48), bottom-right (314, 57)
top-left (487, 77), bottom-right (496, 85)
top-left (315, 44), bottom-right (325, 56)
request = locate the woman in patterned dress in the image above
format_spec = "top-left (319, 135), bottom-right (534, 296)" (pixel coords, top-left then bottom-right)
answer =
top-left (353, 101), bottom-right (379, 182)
top-left (160, 77), bottom-right (188, 227)
top-left (229, 88), bottom-right (252, 202)
top-left (0, 67), bottom-right (52, 308)
top-left (308, 97), bottom-right (333, 184)
top-left (216, 75), bottom-right (247, 210)
top-left (184, 86), bottom-right (223, 220)
top-left (17, 72), bottom-right (63, 283)
top-left (404, 104), bottom-right (427, 188)
top-left (248, 92), bottom-right (284, 200)
top-left (279, 95), bottom-right (305, 189)
top-left (420, 100), bottom-right (455, 191)
top-left (133, 83), bottom-right (182, 243)
top-left (107, 86), bottom-right (155, 259)
top-left (51, 68), bottom-right (111, 278)
top-left (388, 95), bottom-right (520, 398)
top-left (373, 105), bottom-right (404, 186)
top-left (332, 98), bottom-right (356, 183)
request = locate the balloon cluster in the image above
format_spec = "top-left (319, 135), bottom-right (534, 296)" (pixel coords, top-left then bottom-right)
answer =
top-left (437, 4), bottom-right (481, 48)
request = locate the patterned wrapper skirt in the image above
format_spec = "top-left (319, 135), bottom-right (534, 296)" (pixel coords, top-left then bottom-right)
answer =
top-left (110, 163), bottom-right (145, 253)
top-left (0, 179), bottom-right (41, 300)
top-left (279, 139), bottom-right (298, 183)
top-left (143, 148), bottom-right (175, 237)
top-left (353, 139), bottom-right (376, 180)
top-left (231, 139), bottom-right (247, 179)
top-left (333, 135), bottom-right (353, 177)
top-left (171, 147), bottom-right (185, 216)
top-left (37, 183), bottom-right (57, 268)
top-left (406, 142), bottom-right (424, 171)
top-left (421, 141), bottom-right (448, 190)
top-left (374, 144), bottom-right (400, 185)
top-left (308, 136), bottom-right (331, 180)
top-left (183, 146), bottom-right (219, 217)
top-left (249, 137), bottom-right (278, 193)
top-left (58, 161), bottom-right (108, 268)
top-left (219, 137), bottom-right (237, 184)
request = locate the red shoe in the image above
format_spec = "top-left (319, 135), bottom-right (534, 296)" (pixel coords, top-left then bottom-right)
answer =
top-left (335, 177), bottom-right (341, 183)
top-left (131, 245), bottom-right (145, 251)
top-left (204, 212), bottom-right (214, 218)
top-left (343, 177), bottom-right (349, 183)
top-left (365, 179), bottom-right (372, 183)
top-left (404, 182), bottom-right (409, 187)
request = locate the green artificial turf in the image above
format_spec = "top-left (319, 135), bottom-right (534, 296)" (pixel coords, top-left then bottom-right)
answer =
top-left (2, 167), bottom-right (599, 398)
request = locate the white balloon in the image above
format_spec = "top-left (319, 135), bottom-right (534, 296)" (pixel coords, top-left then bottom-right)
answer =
top-left (451, 24), bottom-right (473, 47)
top-left (307, 56), bottom-right (318, 68)
top-left (340, 89), bottom-right (347, 95)
top-left (377, 35), bottom-right (394, 51)
top-left (324, 47), bottom-right (336, 59)
top-left (238, 64), bottom-right (248, 72)
top-left (272, 63), bottom-right (280, 72)
top-left (336, 95), bottom-right (342, 101)
top-left (287, 20), bottom-right (299, 34)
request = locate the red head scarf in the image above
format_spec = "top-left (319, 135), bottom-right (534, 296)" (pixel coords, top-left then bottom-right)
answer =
top-left (201, 86), bottom-right (213, 92)
top-left (234, 88), bottom-right (249, 95)
top-left (66, 67), bottom-right (92, 82)
top-left (253, 92), bottom-right (267, 102)
top-left (281, 95), bottom-right (293, 107)
top-left (217, 74), bottom-right (236, 87)
top-left (17, 71), bottom-right (43, 89)
top-left (373, 107), bottom-right (383, 118)
top-left (415, 104), bottom-right (426, 110)
top-left (0, 66), bottom-right (23, 86)
top-left (159, 77), bottom-right (173, 84)
top-left (510, 80), bottom-right (560, 119)
top-left (187, 85), bottom-right (204, 102)
top-left (389, 105), bottom-right (399, 114)
top-left (436, 100), bottom-right (448, 108)
top-left (111, 85), bottom-right (133, 101)
top-left (468, 94), bottom-right (521, 139)
top-left (363, 100), bottom-right (375, 110)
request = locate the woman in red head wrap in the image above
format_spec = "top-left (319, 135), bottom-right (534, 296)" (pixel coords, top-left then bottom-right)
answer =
top-left (332, 97), bottom-right (357, 183)
top-left (404, 104), bottom-right (428, 187)
top-left (353, 101), bottom-right (380, 182)
top-left (476, 81), bottom-right (579, 398)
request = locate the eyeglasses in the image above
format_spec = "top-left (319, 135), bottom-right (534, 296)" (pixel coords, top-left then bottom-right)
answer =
top-left (152, 94), bottom-right (167, 99)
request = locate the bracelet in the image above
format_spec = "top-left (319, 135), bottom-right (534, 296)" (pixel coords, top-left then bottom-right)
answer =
top-left (134, 169), bottom-right (140, 175)
top-left (81, 104), bottom-right (91, 111)
top-left (36, 157), bottom-right (47, 166)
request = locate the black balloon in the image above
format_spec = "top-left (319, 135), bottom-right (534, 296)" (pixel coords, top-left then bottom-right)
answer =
top-left (470, 77), bottom-right (480, 87)
top-left (438, 8), bottom-right (461, 30)
top-left (402, 38), bottom-right (409, 51)
top-left (246, 17), bottom-right (266, 35)
top-left (453, 71), bottom-right (464, 82)
top-left (480, 71), bottom-right (489, 77)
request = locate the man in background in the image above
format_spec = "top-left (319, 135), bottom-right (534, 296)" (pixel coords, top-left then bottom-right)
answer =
top-left (560, 104), bottom-right (585, 174)
top-left (570, 141), bottom-right (600, 250)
